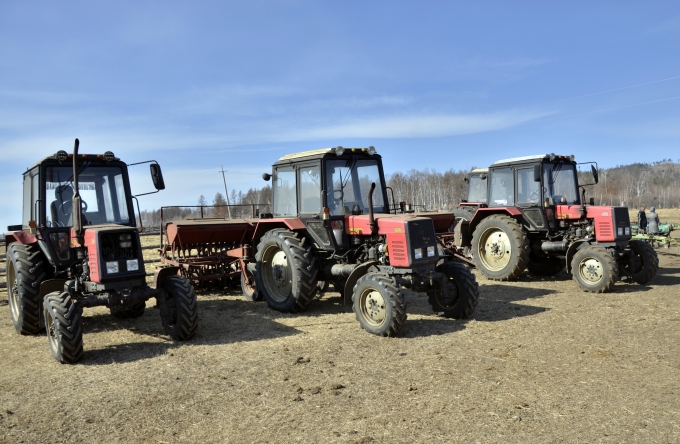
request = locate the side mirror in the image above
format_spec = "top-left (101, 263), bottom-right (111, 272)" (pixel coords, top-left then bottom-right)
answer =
top-left (480, 173), bottom-right (487, 180)
top-left (591, 165), bottom-right (599, 184)
top-left (262, 173), bottom-right (271, 181)
top-left (150, 164), bottom-right (165, 190)
top-left (533, 164), bottom-right (541, 182)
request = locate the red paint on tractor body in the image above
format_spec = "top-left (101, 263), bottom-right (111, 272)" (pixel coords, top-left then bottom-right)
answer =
top-left (555, 204), bottom-right (618, 242)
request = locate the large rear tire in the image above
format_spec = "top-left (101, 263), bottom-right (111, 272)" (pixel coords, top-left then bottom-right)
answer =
top-left (427, 262), bottom-right (479, 318)
top-left (352, 272), bottom-right (406, 337)
top-left (44, 292), bottom-right (83, 364)
top-left (471, 215), bottom-right (530, 281)
top-left (571, 246), bottom-right (618, 293)
top-left (6, 243), bottom-right (47, 334)
top-left (255, 229), bottom-right (318, 312)
top-left (621, 240), bottom-right (659, 285)
top-left (158, 275), bottom-right (198, 340)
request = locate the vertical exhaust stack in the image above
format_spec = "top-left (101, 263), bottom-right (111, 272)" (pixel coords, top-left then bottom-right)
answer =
top-left (368, 182), bottom-right (377, 235)
top-left (72, 138), bottom-right (83, 237)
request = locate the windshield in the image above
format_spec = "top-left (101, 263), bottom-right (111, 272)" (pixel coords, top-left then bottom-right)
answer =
top-left (326, 158), bottom-right (386, 215)
top-left (46, 165), bottom-right (131, 227)
top-left (543, 163), bottom-right (579, 205)
top-left (467, 175), bottom-right (487, 203)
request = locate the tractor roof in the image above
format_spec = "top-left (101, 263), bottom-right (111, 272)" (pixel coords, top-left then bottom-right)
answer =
top-left (27, 151), bottom-right (122, 172)
top-left (275, 147), bottom-right (378, 164)
top-left (491, 153), bottom-right (575, 167)
top-left (470, 168), bottom-right (489, 174)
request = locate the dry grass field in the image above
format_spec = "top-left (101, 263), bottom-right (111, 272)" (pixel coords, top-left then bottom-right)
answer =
top-left (1, 211), bottom-right (679, 443)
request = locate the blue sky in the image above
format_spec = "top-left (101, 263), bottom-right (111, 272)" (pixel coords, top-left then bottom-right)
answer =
top-left (1, 1), bottom-right (679, 230)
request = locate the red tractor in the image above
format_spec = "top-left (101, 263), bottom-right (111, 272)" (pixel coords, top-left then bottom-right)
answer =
top-left (251, 146), bottom-right (479, 335)
top-left (453, 154), bottom-right (658, 292)
top-left (5, 139), bottom-right (198, 363)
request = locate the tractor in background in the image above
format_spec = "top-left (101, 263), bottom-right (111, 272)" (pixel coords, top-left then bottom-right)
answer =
top-left (453, 154), bottom-right (658, 293)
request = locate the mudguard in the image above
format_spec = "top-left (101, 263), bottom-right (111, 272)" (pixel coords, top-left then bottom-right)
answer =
top-left (153, 266), bottom-right (180, 290)
top-left (343, 260), bottom-right (379, 305)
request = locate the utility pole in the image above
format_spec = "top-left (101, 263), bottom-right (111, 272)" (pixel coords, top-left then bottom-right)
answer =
top-left (219, 165), bottom-right (232, 219)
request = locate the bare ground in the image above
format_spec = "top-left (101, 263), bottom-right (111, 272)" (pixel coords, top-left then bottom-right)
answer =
top-left (1, 216), bottom-right (680, 443)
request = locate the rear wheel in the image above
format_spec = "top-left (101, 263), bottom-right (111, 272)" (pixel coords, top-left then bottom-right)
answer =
top-left (471, 215), bottom-right (530, 281)
top-left (571, 246), bottom-right (618, 293)
top-left (44, 292), bottom-right (83, 364)
top-left (621, 240), bottom-right (659, 284)
top-left (352, 272), bottom-right (406, 337)
top-left (255, 229), bottom-right (318, 312)
top-left (427, 262), bottom-right (479, 318)
top-left (6, 243), bottom-right (47, 334)
top-left (159, 275), bottom-right (198, 340)
top-left (110, 302), bottom-right (146, 319)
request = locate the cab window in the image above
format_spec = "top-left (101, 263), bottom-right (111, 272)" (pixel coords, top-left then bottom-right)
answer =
top-left (489, 168), bottom-right (514, 206)
top-left (517, 168), bottom-right (540, 204)
top-left (299, 166), bottom-right (321, 213)
top-left (273, 168), bottom-right (297, 216)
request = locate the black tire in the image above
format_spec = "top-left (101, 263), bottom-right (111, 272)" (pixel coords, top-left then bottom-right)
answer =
top-left (158, 275), bottom-right (198, 340)
top-left (527, 255), bottom-right (565, 276)
top-left (452, 208), bottom-right (475, 230)
top-left (255, 229), bottom-right (318, 312)
top-left (109, 302), bottom-right (146, 319)
top-left (622, 240), bottom-right (659, 285)
top-left (241, 269), bottom-right (262, 302)
top-left (471, 215), bottom-right (530, 281)
top-left (352, 272), bottom-right (406, 337)
top-left (44, 292), bottom-right (83, 364)
top-left (427, 262), bottom-right (479, 318)
top-left (6, 243), bottom-right (47, 334)
top-left (571, 246), bottom-right (618, 293)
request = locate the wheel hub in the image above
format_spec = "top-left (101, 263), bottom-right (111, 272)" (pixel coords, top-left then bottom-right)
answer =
top-left (579, 258), bottom-right (604, 283)
top-left (271, 251), bottom-right (289, 287)
top-left (479, 228), bottom-right (512, 271)
top-left (362, 290), bottom-right (386, 326)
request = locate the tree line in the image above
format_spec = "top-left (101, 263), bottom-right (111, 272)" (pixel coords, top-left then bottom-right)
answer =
top-left (141, 159), bottom-right (680, 227)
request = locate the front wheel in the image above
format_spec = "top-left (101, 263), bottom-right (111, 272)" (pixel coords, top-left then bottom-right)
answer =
top-left (571, 246), bottom-right (618, 293)
top-left (621, 240), bottom-right (659, 284)
top-left (427, 262), bottom-right (479, 318)
top-left (158, 275), bottom-right (198, 340)
top-left (352, 273), bottom-right (406, 337)
top-left (44, 292), bottom-right (83, 364)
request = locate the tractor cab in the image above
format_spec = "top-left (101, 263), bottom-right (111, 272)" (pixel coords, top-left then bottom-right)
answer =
top-left (264, 146), bottom-right (390, 251)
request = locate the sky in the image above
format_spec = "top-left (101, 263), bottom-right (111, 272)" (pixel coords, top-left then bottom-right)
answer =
top-left (1, 1), bottom-right (679, 230)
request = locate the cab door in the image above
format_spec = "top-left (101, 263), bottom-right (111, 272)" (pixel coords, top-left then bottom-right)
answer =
top-left (515, 166), bottom-right (547, 231)
top-left (297, 162), bottom-right (334, 251)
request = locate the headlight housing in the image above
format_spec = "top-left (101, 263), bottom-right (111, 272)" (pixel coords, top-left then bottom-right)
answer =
top-left (427, 246), bottom-right (435, 257)
top-left (617, 227), bottom-right (623, 236)
top-left (126, 259), bottom-right (139, 271)
top-left (119, 233), bottom-right (132, 248)
top-left (625, 227), bottom-right (630, 235)
top-left (106, 261), bottom-right (119, 274)
top-left (414, 248), bottom-right (423, 259)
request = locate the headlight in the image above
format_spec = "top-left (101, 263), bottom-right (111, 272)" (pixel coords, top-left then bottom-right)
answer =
top-left (414, 248), bottom-right (423, 259)
top-left (334, 146), bottom-right (345, 156)
top-left (367, 146), bottom-right (376, 155)
top-left (617, 227), bottom-right (623, 236)
top-left (106, 261), bottom-right (119, 274)
top-left (427, 246), bottom-right (435, 257)
top-left (625, 227), bottom-right (630, 235)
top-left (126, 259), bottom-right (139, 271)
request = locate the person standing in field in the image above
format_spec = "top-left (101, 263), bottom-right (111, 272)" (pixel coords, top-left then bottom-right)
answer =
top-left (647, 206), bottom-right (660, 235)
top-left (637, 206), bottom-right (647, 234)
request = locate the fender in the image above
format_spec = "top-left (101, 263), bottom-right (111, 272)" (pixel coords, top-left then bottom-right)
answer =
top-left (343, 260), bottom-right (379, 305)
top-left (468, 207), bottom-right (523, 233)
top-left (7, 231), bottom-right (37, 245)
top-left (565, 240), bottom-right (590, 274)
top-left (153, 266), bottom-right (181, 290)
top-left (251, 218), bottom-right (307, 248)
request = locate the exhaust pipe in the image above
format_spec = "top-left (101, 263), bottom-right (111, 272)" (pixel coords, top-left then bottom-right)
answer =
top-left (368, 182), bottom-right (376, 235)
top-left (72, 138), bottom-right (83, 237)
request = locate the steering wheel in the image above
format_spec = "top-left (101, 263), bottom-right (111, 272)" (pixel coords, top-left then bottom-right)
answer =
top-left (529, 191), bottom-right (539, 202)
top-left (81, 200), bottom-right (88, 212)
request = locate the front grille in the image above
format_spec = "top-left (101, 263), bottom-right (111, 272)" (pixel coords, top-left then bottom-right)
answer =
top-left (406, 219), bottom-right (438, 264)
top-left (99, 231), bottom-right (143, 278)
top-left (612, 207), bottom-right (631, 239)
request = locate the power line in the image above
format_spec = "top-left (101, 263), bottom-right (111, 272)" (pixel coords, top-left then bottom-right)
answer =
top-left (219, 165), bottom-right (232, 219)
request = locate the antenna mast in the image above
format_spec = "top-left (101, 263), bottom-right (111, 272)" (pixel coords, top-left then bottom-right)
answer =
top-left (219, 165), bottom-right (232, 219)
